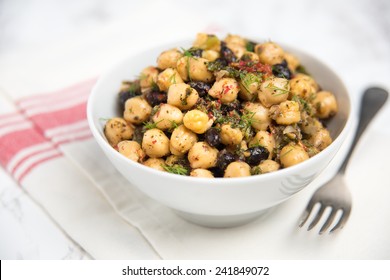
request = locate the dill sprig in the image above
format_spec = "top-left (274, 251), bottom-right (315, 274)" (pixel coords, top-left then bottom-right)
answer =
top-left (240, 72), bottom-right (261, 92)
top-left (291, 94), bottom-right (313, 115)
top-left (162, 164), bottom-right (188, 175)
top-left (265, 81), bottom-right (291, 96)
top-left (143, 119), bottom-right (163, 131)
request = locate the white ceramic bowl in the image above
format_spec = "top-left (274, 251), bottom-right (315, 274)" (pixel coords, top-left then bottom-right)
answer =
top-left (87, 40), bottom-right (353, 227)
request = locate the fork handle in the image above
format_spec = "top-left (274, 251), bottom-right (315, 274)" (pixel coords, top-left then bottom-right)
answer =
top-left (339, 87), bottom-right (388, 174)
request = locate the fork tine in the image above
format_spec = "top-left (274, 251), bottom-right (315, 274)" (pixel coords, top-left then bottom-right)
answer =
top-left (298, 199), bottom-right (316, 227)
top-left (307, 204), bottom-right (326, 231)
top-left (330, 207), bottom-right (352, 233)
top-left (319, 208), bottom-right (338, 235)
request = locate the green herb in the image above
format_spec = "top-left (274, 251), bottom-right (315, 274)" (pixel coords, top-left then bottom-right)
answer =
top-left (291, 94), bottom-right (313, 115)
top-left (296, 65), bottom-right (310, 75)
top-left (168, 73), bottom-right (177, 84)
top-left (143, 119), bottom-right (164, 131)
top-left (265, 81), bottom-right (291, 96)
top-left (251, 166), bottom-right (261, 175)
top-left (162, 164), bottom-right (188, 175)
top-left (280, 148), bottom-right (293, 158)
top-left (239, 111), bottom-right (256, 139)
top-left (181, 47), bottom-right (193, 58)
top-left (245, 41), bottom-right (256, 52)
top-left (181, 88), bottom-right (192, 105)
top-left (169, 120), bottom-right (179, 130)
top-left (240, 72), bottom-right (261, 92)
top-left (207, 60), bottom-right (225, 72)
top-left (186, 56), bottom-right (191, 81)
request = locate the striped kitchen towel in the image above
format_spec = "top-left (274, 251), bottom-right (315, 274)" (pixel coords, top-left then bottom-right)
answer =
top-left (0, 80), bottom-right (160, 259)
top-left (0, 79), bottom-right (95, 182)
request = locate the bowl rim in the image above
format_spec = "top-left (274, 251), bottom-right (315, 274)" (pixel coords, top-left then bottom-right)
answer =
top-left (87, 39), bottom-right (355, 186)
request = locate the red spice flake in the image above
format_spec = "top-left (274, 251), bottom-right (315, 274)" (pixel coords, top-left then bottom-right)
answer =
top-left (222, 84), bottom-right (233, 95)
top-left (114, 145), bottom-right (119, 151)
top-left (232, 61), bottom-right (272, 75)
top-left (152, 140), bottom-right (157, 144)
top-left (207, 111), bottom-right (214, 119)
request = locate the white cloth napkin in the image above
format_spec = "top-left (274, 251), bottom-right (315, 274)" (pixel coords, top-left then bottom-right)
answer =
top-left (1, 8), bottom-right (390, 259)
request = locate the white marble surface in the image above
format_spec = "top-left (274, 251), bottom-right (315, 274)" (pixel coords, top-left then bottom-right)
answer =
top-left (0, 0), bottom-right (389, 259)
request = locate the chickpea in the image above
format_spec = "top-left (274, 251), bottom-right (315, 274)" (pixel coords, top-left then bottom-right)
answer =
top-left (294, 73), bottom-right (319, 92)
top-left (157, 48), bottom-right (182, 70)
top-left (284, 53), bottom-right (299, 71)
top-left (188, 142), bottom-right (218, 169)
top-left (170, 125), bottom-right (198, 155)
top-left (156, 68), bottom-right (183, 92)
top-left (118, 140), bottom-right (145, 163)
top-left (202, 50), bottom-right (220, 62)
top-left (239, 73), bottom-right (260, 101)
top-left (300, 112), bottom-right (324, 135)
top-left (123, 96), bottom-right (152, 124)
top-left (283, 52), bottom-right (300, 72)
top-left (243, 102), bottom-right (271, 131)
top-left (139, 66), bottom-right (159, 89)
top-left (176, 56), bottom-right (214, 82)
top-left (183, 109), bottom-right (213, 134)
top-left (152, 104), bottom-right (183, 131)
top-left (224, 34), bottom-right (247, 47)
top-left (308, 128), bottom-right (332, 151)
top-left (258, 159), bottom-right (280, 174)
top-left (224, 162), bottom-right (251, 178)
top-left (255, 42), bottom-right (285, 65)
top-left (208, 78), bottom-right (239, 104)
top-left (142, 128), bottom-right (170, 158)
top-left (193, 33), bottom-right (221, 51)
top-left (104, 117), bottom-right (134, 147)
top-left (249, 131), bottom-right (275, 158)
top-left (167, 83), bottom-right (199, 110)
top-left (143, 158), bottom-right (166, 172)
top-left (280, 143), bottom-right (309, 168)
top-left (220, 124), bottom-right (244, 146)
top-left (289, 76), bottom-right (315, 99)
top-left (190, 168), bottom-right (214, 178)
top-left (273, 100), bottom-right (301, 125)
top-left (226, 43), bottom-right (246, 59)
top-left (312, 91), bottom-right (338, 119)
top-left (258, 77), bottom-right (290, 107)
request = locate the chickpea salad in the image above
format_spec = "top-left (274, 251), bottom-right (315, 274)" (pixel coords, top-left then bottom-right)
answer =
top-left (103, 33), bottom-right (338, 178)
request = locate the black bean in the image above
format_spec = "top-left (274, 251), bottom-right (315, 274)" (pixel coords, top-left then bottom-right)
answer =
top-left (189, 82), bottom-right (211, 97)
top-left (216, 149), bottom-right (237, 170)
top-left (220, 42), bottom-right (237, 64)
top-left (221, 100), bottom-right (242, 114)
top-left (132, 126), bottom-right (144, 145)
top-left (118, 81), bottom-right (141, 110)
top-left (245, 146), bottom-right (269, 166)
top-left (272, 60), bottom-right (292, 79)
top-left (145, 91), bottom-right (167, 107)
top-left (205, 127), bottom-right (221, 148)
top-left (209, 167), bottom-right (224, 178)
